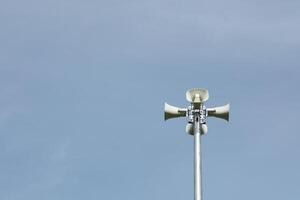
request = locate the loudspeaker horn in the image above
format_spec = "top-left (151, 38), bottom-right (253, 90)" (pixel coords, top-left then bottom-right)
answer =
top-left (207, 104), bottom-right (230, 121)
top-left (186, 88), bottom-right (209, 103)
top-left (186, 123), bottom-right (193, 135)
top-left (164, 102), bottom-right (187, 121)
top-left (186, 123), bottom-right (208, 135)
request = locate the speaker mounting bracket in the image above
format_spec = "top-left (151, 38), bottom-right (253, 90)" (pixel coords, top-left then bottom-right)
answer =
top-left (187, 104), bottom-right (207, 124)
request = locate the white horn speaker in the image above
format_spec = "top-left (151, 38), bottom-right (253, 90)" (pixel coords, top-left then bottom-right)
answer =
top-left (186, 88), bottom-right (209, 103)
top-left (164, 103), bottom-right (187, 121)
top-left (201, 124), bottom-right (208, 134)
top-left (186, 123), bottom-right (193, 135)
top-left (186, 123), bottom-right (208, 135)
top-left (207, 104), bottom-right (230, 121)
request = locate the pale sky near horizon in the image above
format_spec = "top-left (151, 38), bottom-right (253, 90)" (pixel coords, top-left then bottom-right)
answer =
top-left (1, 0), bottom-right (300, 199)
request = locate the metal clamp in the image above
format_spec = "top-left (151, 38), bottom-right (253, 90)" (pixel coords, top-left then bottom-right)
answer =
top-left (187, 104), bottom-right (207, 124)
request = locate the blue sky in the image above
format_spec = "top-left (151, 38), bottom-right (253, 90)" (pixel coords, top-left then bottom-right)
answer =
top-left (1, 0), bottom-right (300, 199)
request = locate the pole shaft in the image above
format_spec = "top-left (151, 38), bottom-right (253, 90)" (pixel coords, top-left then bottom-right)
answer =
top-left (194, 117), bottom-right (202, 200)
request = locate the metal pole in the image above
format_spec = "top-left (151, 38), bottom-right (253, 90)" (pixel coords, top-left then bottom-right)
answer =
top-left (194, 115), bottom-right (202, 200)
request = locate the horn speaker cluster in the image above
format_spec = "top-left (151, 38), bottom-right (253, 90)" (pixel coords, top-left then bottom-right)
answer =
top-left (164, 88), bottom-right (229, 134)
